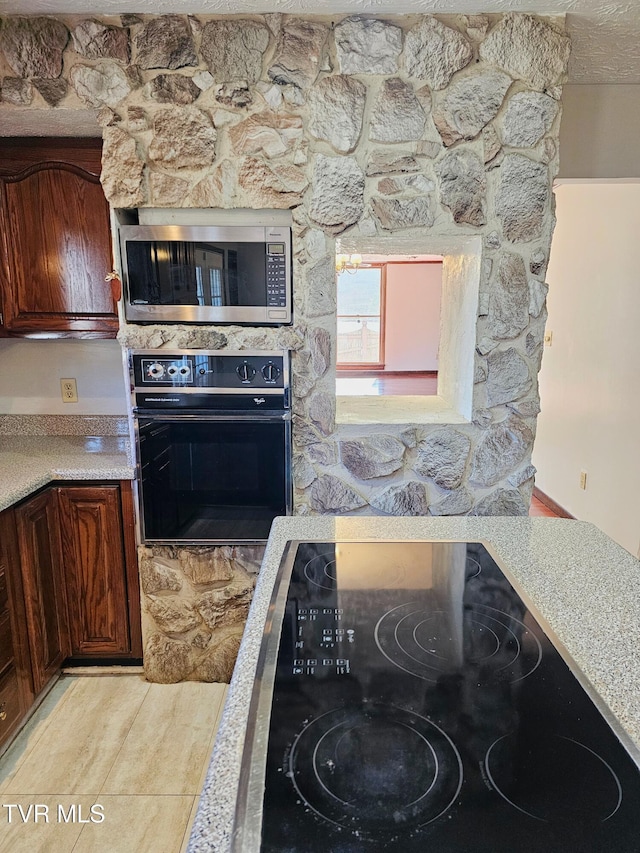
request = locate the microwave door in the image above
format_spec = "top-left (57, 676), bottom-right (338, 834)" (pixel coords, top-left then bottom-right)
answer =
top-left (120, 223), bottom-right (292, 325)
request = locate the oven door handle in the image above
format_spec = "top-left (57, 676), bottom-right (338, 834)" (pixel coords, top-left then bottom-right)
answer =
top-left (134, 411), bottom-right (291, 423)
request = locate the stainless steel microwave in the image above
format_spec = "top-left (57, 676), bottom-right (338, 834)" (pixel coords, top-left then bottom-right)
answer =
top-left (119, 224), bottom-right (292, 325)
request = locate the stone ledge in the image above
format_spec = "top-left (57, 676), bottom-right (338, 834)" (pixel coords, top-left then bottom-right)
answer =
top-left (336, 395), bottom-right (470, 426)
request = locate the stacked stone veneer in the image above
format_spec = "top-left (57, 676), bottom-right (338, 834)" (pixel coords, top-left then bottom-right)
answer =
top-left (0, 12), bottom-right (570, 682)
top-left (138, 544), bottom-right (265, 683)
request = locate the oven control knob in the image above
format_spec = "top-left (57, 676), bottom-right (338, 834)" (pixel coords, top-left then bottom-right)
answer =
top-left (237, 362), bottom-right (256, 383)
top-left (167, 365), bottom-right (178, 377)
top-left (261, 362), bottom-right (280, 383)
top-left (147, 362), bottom-right (165, 379)
top-left (178, 365), bottom-right (191, 379)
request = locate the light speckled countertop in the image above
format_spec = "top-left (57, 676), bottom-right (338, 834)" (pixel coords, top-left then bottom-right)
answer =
top-left (0, 434), bottom-right (135, 512)
top-left (188, 515), bottom-right (640, 853)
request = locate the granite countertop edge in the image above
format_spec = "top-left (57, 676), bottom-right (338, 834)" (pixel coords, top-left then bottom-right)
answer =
top-left (0, 434), bottom-right (135, 513)
top-left (188, 515), bottom-right (640, 853)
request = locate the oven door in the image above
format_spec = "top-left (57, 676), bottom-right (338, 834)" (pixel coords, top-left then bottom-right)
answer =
top-left (135, 413), bottom-right (292, 544)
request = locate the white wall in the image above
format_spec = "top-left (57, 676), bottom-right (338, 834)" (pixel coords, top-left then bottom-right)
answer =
top-left (533, 183), bottom-right (640, 556)
top-left (384, 262), bottom-right (442, 371)
top-left (0, 339), bottom-right (128, 415)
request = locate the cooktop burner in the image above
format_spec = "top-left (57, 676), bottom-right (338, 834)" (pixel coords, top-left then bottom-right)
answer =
top-left (233, 541), bottom-right (640, 853)
top-left (303, 550), bottom-right (407, 590)
top-left (374, 598), bottom-right (543, 685)
top-left (288, 702), bottom-right (463, 840)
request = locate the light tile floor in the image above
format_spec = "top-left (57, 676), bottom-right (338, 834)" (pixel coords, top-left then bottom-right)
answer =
top-left (0, 675), bottom-right (227, 853)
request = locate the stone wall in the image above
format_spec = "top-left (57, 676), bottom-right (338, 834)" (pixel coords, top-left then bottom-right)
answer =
top-left (138, 544), bottom-right (264, 683)
top-left (0, 12), bottom-right (571, 682)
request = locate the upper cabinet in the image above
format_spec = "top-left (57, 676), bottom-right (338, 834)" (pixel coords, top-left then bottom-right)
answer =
top-left (0, 138), bottom-right (118, 338)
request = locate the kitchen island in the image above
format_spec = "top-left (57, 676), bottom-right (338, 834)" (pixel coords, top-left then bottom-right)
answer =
top-left (188, 515), bottom-right (640, 852)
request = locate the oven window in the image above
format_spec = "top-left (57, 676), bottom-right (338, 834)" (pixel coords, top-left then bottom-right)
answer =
top-left (126, 241), bottom-right (266, 307)
top-left (138, 418), bottom-right (289, 541)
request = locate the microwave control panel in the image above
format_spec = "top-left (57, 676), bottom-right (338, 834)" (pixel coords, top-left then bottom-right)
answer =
top-left (266, 243), bottom-right (287, 308)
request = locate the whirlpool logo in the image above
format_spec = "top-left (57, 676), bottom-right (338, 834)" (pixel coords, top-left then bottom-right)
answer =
top-left (253, 397), bottom-right (266, 405)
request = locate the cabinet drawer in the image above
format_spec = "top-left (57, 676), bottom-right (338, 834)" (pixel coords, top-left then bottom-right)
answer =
top-left (0, 612), bottom-right (13, 674)
top-left (0, 667), bottom-right (23, 745)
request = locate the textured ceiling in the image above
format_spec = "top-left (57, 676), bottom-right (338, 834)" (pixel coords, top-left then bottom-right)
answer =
top-left (0, 0), bottom-right (638, 84)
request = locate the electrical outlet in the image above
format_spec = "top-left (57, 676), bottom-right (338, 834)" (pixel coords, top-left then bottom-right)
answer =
top-left (544, 331), bottom-right (553, 346)
top-left (61, 378), bottom-right (78, 403)
top-left (579, 470), bottom-right (588, 490)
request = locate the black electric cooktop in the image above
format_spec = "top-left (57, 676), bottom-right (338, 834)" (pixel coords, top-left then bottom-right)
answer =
top-left (233, 541), bottom-right (640, 853)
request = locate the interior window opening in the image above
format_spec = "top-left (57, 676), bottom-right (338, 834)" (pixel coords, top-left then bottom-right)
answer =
top-left (335, 253), bottom-right (443, 398)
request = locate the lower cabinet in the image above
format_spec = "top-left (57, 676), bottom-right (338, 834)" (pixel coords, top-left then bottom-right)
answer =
top-left (0, 669), bottom-right (24, 745)
top-left (0, 514), bottom-right (34, 747)
top-left (14, 489), bottom-right (70, 695)
top-left (0, 480), bottom-right (142, 750)
top-left (58, 484), bottom-right (141, 658)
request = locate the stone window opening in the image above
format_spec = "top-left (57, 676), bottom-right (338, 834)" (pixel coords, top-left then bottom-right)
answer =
top-left (333, 236), bottom-right (481, 427)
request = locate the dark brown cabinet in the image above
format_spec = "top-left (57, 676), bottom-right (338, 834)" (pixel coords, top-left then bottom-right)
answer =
top-left (0, 511), bottom-right (34, 748)
top-left (13, 489), bottom-right (70, 695)
top-left (0, 138), bottom-right (118, 338)
top-left (0, 480), bottom-right (142, 749)
top-left (58, 483), bottom-right (142, 658)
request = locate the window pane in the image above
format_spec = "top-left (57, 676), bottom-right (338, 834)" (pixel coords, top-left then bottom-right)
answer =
top-left (337, 317), bottom-right (380, 363)
top-left (337, 268), bottom-right (381, 316)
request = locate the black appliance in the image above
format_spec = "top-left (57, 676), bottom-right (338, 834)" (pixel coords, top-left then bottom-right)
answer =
top-left (129, 349), bottom-right (291, 543)
top-left (120, 225), bottom-right (292, 326)
top-left (233, 540), bottom-right (640, 852)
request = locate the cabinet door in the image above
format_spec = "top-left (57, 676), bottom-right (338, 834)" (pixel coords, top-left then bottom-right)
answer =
top-left (0, 508), bottom-right (34, 747)
top-left (57, 485), bottom-right (136, 657)
top-left (0, 138), bottom-right (117, 337)
top-left (14, 490), bottom-right (69, 695)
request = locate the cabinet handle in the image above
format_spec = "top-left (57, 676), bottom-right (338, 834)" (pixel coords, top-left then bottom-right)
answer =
top-left (105, 270), bottom-right (122, 302)
top-left (0, 703), bottom-right (7, 721)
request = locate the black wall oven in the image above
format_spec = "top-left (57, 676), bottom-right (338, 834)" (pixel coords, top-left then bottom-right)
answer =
top-left (129, 350), bottom-right (291, 544)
